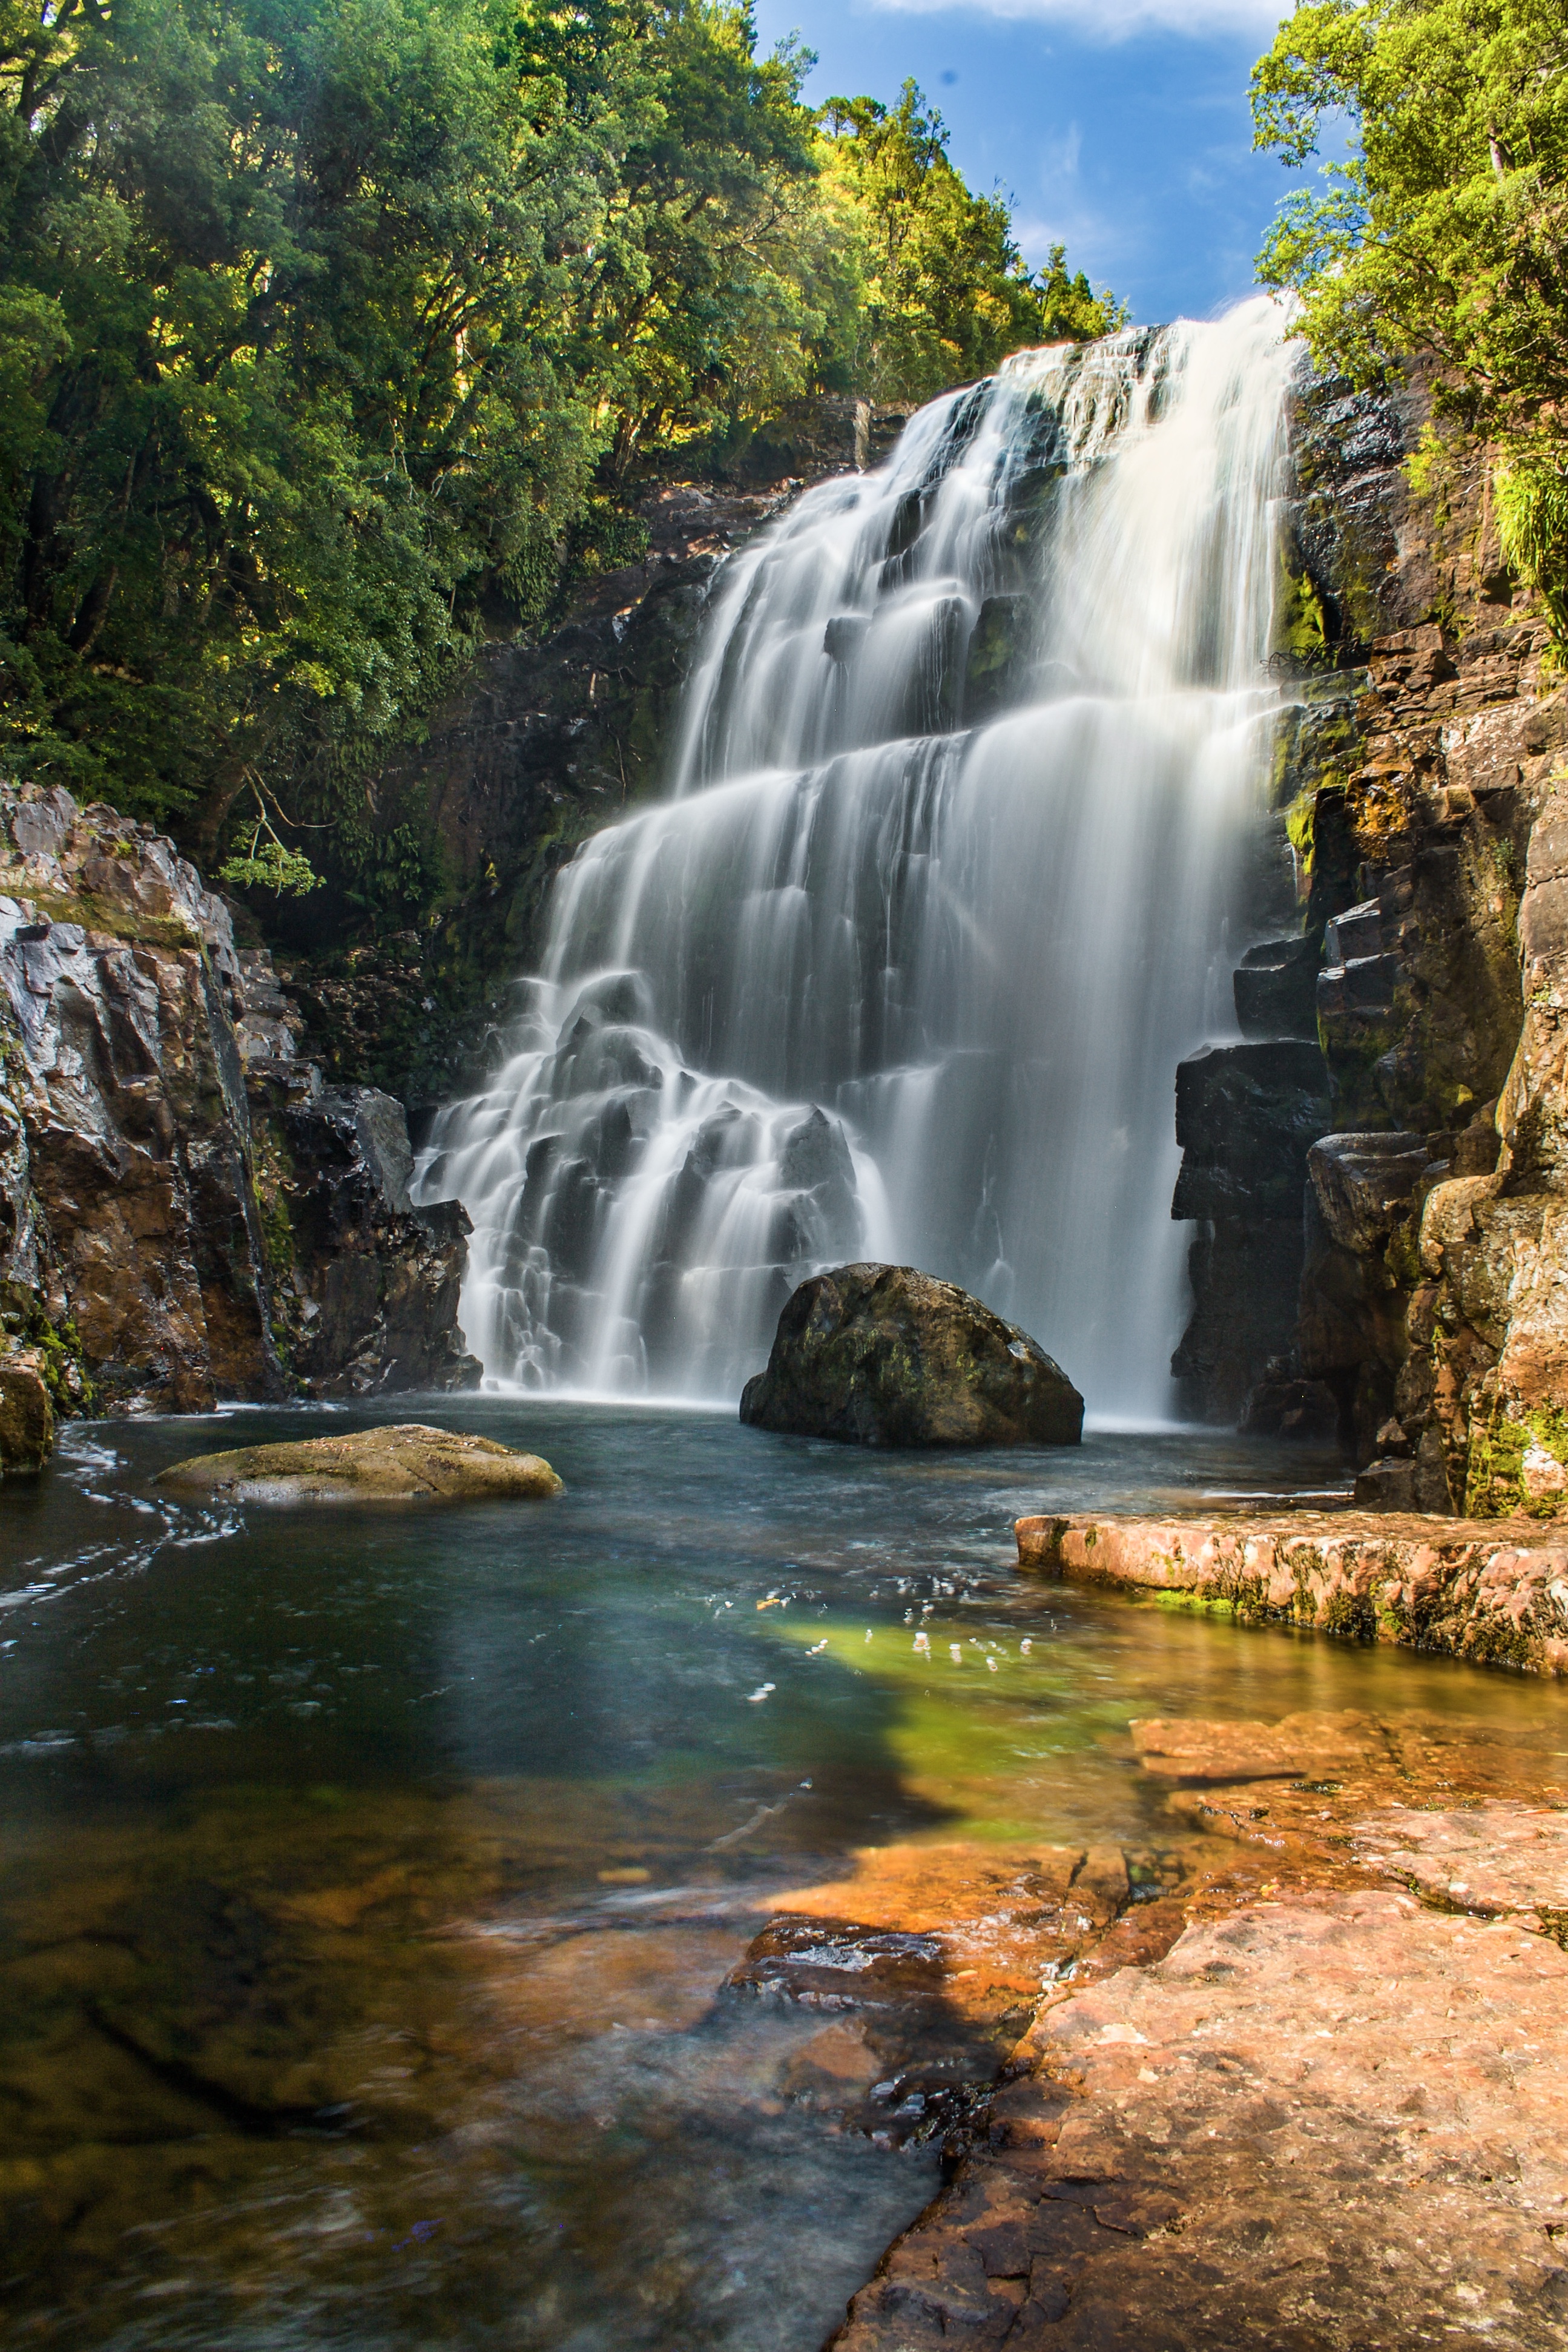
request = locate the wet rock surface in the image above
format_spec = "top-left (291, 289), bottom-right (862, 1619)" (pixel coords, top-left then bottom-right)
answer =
top-left (157, 1421), bottom-right (562, 1501)
top-left (0, 780), bottom-right (479, 1414)
top-left (1169, 1044), bottom-right (1334, 1423)
top-left (826, 1711), bottom-right (1568, 2352)
top-left (1015, 1509), bottom-right (1568, 1674)
top-left (740, 1265), bottom-right (1084, 1448)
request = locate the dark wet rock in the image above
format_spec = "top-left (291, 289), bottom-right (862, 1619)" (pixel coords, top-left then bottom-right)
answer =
top-left (1308, 1130), bottom-right (1432, 1254)
top-left (824, 614), bottom-right (870, 664)
top-left (1354, 1454), bottom-right (1419, 1509)
top-left (1169, 1041), bottom-right (1336, 1425)
top-left (157, 1421), bottom-right (562, 1501)
top-left (272, 1084), bottom-right (481, 1397)
top-left (0, 1348), bottom-right (53, 1473)
top-left (963, 595), bottom-right (1032, 725)
top-left (1232, 934), bottom-right (1319, 1040)
top-left (1237, 1365), bottom-right (1339, 1441)
top-left (739, 1263), bottom-right (1083, 1448)
top-left (1171, 1218), bottom-right (1311, 1428)
top-left (1171, 1041), bottom-right (1334, 1224)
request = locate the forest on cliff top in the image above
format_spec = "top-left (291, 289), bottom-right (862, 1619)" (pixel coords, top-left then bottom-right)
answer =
top-left (0, 0), bottom-right (1117, 868)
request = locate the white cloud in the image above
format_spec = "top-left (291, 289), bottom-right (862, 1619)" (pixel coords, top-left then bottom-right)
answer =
top-left (865, 0), bottom-right (1285, 42)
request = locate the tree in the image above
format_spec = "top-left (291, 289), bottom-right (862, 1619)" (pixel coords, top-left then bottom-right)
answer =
top-left (1251, 0), bottom-right (1568, 631)
top-left (0, 0), bottom-right (1118, 875)
top-left (820, 83), bottom-right (1122, 403)
top-left (0, 0), bottom-right (613, 835)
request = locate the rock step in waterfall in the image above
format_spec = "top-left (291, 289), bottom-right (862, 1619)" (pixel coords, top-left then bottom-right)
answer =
top-left (419, 299), bottom-right (1303, 1417)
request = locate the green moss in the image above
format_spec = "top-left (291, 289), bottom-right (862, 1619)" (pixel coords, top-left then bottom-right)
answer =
top-left (1319, 1587), bottom-right (1380, 1641)
top-left (0, 1282), bottom-right (96, 1414)
top-left (0, 882), bottom-right (200, 950)
top-left (1384, 1215), bottom-right (1424, 1289)
top-left (252, 1179), bottom-right (294, 1282)
top-left (1274, 559), bottom-right (1331, 667)
top-left (1465, 1402), bottom-right (1568, 1520)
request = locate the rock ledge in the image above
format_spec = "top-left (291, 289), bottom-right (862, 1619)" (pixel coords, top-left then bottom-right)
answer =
top-left (1015, 1509), bottom-right (1568, 1675)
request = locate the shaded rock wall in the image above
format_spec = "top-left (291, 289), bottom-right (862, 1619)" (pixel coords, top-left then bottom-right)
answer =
top-left (0, 783), bottom-right (477, 1441)
top-left (1172, 357), bottom-right (1568, 1518)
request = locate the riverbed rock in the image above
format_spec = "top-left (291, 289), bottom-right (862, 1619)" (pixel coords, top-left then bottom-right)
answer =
top-left (1015, 1508), bottom-right (1568, 1674)
top-left (826, 1682), bottom-right (1568, 2352)
top-left (0, 1347), bottom-right (53, 1474)
top-left (740, 1265), bottom-right (1083, 1448)
top-left (832, 1876), bottom-right (1568, 2352)
top-left (157, 1423), bottom-right (562, 1501)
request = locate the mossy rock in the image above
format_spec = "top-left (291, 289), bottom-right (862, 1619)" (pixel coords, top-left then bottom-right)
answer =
top-left (740, 1263), bottom-right (1083, 1449)
top-left (157, 1423), bottom-right (563, 1502)
top-left (0, 1349), bottom-right (54, 1474)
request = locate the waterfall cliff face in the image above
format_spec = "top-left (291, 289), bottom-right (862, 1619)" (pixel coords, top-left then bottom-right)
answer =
top-left (420, 299), bottom-right (1299, 1413)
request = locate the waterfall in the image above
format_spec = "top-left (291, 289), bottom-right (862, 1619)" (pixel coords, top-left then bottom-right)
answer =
top-left (418, 297), bottom-right (1300, 1415)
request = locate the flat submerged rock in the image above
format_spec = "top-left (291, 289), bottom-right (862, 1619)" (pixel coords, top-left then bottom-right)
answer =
top-left (1015, 1508), bottom-right (1568, 1675)
top-left (157, 1421), bottom-right (562, 1502)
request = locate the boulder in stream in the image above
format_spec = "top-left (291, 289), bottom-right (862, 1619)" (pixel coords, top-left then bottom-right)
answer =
top-left (739, 1263), bottom-right (1083, 1448)
top-left (158, 1423), bottom-right (562, 1502)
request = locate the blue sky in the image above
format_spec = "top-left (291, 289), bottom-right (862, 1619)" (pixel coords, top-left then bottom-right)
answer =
top-left (749, 0), bottom-right (1303, 326)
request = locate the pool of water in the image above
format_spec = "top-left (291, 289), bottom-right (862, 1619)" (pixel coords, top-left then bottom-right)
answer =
top-left (4, 1400), bottom-right (1567, 2350)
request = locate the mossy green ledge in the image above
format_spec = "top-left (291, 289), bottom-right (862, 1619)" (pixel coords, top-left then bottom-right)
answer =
top-left (158, 1423), bottom-right (562, 1503)
top-left (1015, 1510), bottom-right (1568, 1676)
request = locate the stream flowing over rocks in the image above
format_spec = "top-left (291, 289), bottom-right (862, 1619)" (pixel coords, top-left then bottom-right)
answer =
top-left (7, 305), bottom-right (1568, 2352)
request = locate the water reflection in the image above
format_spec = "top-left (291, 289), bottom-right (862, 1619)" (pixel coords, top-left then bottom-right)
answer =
top-left (3, 1400), bottom-right (1566, 2348)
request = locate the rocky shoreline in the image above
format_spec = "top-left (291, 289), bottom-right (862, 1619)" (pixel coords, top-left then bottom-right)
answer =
top-left (814, 1708), bottom-right (1568, 2351)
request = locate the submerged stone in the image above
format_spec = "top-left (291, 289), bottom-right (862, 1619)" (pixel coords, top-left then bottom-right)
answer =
top-left (157, 1421), bottom-right (562, 1501)
top-left (739, 1263), bottom-right (1083, 1448)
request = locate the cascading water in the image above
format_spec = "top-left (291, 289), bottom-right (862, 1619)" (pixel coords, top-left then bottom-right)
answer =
top-left (418, 297), bottom-right (1301, 1414)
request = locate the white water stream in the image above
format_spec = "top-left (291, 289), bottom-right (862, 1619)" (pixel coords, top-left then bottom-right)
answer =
top-left (418, 298), bottom-right (1300, 1414)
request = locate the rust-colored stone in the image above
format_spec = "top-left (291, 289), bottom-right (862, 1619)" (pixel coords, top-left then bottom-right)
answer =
top-left (1015, 1508), bottom-right (1568, 1673)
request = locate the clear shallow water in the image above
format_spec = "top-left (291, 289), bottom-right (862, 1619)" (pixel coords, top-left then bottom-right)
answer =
top-left (4, 1401), bottom-right (1568, 2350)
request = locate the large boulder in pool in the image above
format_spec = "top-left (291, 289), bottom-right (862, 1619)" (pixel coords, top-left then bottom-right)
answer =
top-left (157, 1423), bottom-right (562, 1501)
top-left (740, 1264), bottom-right (1083, 1448)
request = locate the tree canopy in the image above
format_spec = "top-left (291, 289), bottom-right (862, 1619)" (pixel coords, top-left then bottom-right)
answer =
top-left (1251, 0), bottom-right (1568, 630)
top-left (0, 0), bottom-right (1118, 854)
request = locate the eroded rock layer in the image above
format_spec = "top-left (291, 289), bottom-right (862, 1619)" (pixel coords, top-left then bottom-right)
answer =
top-left (0, 782), bottom-right (478, 1440)
top-left (1015, 1509), bottom-right (1568, 1675)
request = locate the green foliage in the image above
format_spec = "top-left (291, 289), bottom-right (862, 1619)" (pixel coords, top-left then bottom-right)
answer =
top-left (1496, 455), bottom-right (1568, 641)
top-left (820, 84), bottom-right (1124, 403)
top-left (0, 0), bottom-right (1115, 881)
top-left (1251, 0), bottom-right (1568, 636)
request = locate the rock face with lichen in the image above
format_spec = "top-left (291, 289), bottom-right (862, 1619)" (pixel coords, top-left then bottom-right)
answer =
top-left (157, 1422), bottom-right (561, 1501)
top-left (1015, 1508), bottom-right (1568, 1675)
top-left (740, 1264), bottom-right (1083, 1448)
top-left (0, 781), bottom-right (479, 1425)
